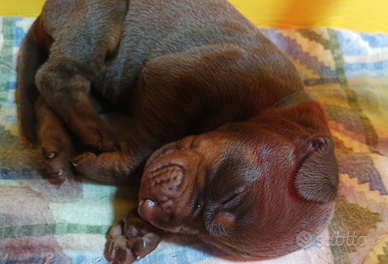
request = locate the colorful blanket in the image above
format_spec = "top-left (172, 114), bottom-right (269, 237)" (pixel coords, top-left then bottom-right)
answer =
top-left (1, 17), bottom-right (388, 264)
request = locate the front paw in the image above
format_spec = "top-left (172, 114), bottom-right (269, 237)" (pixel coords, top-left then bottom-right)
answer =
top-left (40, 138), bottom-right (75, 182)
top-left (109, 234), bottom-right (139, 264)
top-left (71, 118), bottom-right (121, 153)
top-left (71, 151), bottom-right (132, 183)
top-left (108, 214), bottom-right (164, 263)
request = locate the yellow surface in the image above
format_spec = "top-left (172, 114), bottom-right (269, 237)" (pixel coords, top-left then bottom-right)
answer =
top-left (1, 0), bottom-right (388, 33)
top-left (229, 0), bottom-right (388, 34)
top-left (1, 0), bottom-right (45, 17)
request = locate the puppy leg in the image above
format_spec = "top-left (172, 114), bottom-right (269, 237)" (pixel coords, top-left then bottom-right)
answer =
top-left (17, 17), bottom-right (49, 143)
top-left (71, 54), bottom-right (200, 183)
top-left (35, 96), bottom-right (75, 181)
top-left (35, 0), bottom-right (127, 152)
top-left (109, 210), bottom-right (164, 264)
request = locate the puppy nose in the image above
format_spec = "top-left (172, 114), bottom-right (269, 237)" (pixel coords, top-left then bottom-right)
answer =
top-left (138, 199), bottom-right (157, 221)
top-left (139, 165), bottom-right (185, 223)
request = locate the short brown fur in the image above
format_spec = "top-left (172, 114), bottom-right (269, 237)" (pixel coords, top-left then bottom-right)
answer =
top-left (17, 0), bottom-right (338, 263)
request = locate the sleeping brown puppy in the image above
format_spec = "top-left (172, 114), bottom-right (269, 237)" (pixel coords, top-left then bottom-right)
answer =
top-left (17, 0), bottom-right (339, 262)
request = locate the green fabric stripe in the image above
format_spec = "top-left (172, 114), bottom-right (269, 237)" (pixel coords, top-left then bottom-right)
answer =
top-left (0, 224), bottom-right (111, 239)
top-left (0, 17), bottom-right (14, 109)
top-left (329, 196), bottom-right (382, 264)
top-left (297, 29), bottom-right (331, 50)
top-left (327, 29), bottom-right (379, 152)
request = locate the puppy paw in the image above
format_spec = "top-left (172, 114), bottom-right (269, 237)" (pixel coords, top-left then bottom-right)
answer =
top-left (73, 120), bottom-right (121, 153)
top-left (71, 151), bottom-right (131, 183)
top-left (41, 146), bottom-right (74, 182)
top-left (109, 235), bottom-right (138, 264)
top-left (108, 213), bottom-right (164, 263)
top-left (71, 152), bottom-right (97, 166)
top-left (71, 152), bottom-right (101, 178)
top-left (39, 133), bottom-right (76, 182)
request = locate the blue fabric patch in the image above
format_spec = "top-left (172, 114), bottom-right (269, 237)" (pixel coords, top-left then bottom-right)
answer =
top-left (360, 33), bottom-right (388, 48)
top-left (13, 17), bottom-right (28, 48)
top-left (7, 81), bottom-right (16, 90)
top-left (336, 30), bottom-right (369, 56)
top-left (343, 61), bottom-right (388, 78)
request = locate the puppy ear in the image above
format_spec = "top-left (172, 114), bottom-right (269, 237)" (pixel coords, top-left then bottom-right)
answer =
top-left (295, 137), bottom-right (338, 203)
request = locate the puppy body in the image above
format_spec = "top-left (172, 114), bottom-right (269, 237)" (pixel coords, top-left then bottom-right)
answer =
top-left (17, 0), bottom-right (338, 262)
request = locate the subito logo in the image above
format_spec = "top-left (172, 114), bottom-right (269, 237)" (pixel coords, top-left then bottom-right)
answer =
top-left (296, 231), bottom-right (314, 248)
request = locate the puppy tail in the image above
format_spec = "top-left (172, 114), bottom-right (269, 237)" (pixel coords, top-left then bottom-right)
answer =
top-left (17, 17), bottom-right (50, 143)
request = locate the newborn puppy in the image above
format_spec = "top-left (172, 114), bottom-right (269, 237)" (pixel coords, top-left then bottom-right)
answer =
top-left (17, 0), bottom-right (339, 262)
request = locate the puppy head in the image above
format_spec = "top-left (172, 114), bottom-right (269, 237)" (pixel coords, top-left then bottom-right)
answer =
top-left (138, 131), bottom-right (250, 235)
top-left (138, 122), bottom-right (338, 259)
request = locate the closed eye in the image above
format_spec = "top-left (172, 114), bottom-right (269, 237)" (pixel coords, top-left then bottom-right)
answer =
top-left (216, 188), bottom-right (244, 208)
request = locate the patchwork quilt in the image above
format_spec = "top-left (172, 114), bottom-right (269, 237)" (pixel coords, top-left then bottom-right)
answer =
top-left (1, 17), bottom-right (388, 264)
